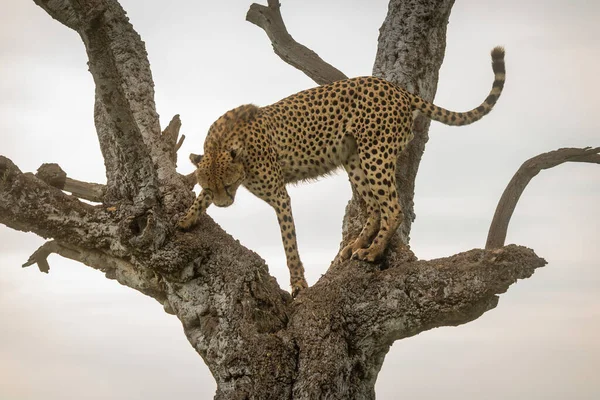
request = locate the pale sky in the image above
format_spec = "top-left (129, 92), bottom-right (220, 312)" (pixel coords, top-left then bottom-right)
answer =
top-left (1, 0), bottom-right (599, 399)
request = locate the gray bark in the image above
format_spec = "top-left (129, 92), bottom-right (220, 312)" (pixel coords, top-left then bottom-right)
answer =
top-left (246, 0), bottom-right (348, 85)
top-left (36, 163), bottom-right (106, 202)
top-left (0, 0), bottom-right (555, 399)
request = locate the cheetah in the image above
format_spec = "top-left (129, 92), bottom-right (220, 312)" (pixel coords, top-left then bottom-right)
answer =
top-left (179, 47), bottom-right (506, 296)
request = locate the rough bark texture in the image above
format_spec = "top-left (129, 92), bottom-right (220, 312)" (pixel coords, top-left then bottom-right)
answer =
top-left (0, 0), bottom-right (564, 399)
top-left (37, 163), bottom-right (106, 202)
top-left (486, 147), bottom-right (600, 249)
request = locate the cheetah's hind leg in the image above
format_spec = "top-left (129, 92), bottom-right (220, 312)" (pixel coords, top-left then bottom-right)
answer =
top-left (339, 153), bottom-right (381, 261)
top-left (351, 149), bottom-right (403, 262)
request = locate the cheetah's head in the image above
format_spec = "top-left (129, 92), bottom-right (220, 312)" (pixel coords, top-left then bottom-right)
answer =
top-left (189, 150), bottom-right (245, 207)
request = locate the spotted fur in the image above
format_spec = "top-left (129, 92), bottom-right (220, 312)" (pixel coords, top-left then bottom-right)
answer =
top-left (179, 46), bottom-right (506, 296)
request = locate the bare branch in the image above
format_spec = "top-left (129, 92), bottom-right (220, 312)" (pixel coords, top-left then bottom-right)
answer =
top-left (486, 147), bottom-right (600, 249)
top-left (35, 163), bottom-right (66, 188)
top-left (0, 156), bottom-right (118, 249)
top-left (246, 1), bottom-right (348, 85)
top-left (79, 1), bottom-right (162, 205)
top-left (3, 154), bottom-right (174, 256)
top-left (22, 241), bottom-right (58, 273)
top-left (36, 0), bottom-right (159, 204)
top-left (63, 178), bottom-right (106, 203)
top-left (36, 163), bottom-right (105, 203)
top-left (380, 246), bottom-right (546, 333)
top-left (175, 135), bottom-right (186, 152)
top-left (161, 114), bottom-right (185, 165)
top-left (182, 171), bottom-right (197, 189)
top-left (33, 0), bottom-right (79, 29)
top-left (569, 152), bottom-right (600, 164)
top-left (22, 239), bottom-right (169, 310)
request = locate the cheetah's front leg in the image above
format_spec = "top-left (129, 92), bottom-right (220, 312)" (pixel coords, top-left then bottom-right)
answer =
top-left (178, 189), bottom-right (213, 230)
top-left (269, 189), bottom-right (308, 297)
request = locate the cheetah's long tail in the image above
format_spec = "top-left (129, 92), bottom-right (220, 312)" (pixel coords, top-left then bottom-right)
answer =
top-left (410, 46), bottom-right (505, 126)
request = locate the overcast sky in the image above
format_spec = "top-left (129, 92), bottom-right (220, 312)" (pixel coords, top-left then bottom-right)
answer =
top-left (1, 0), bottom-right (599, 399)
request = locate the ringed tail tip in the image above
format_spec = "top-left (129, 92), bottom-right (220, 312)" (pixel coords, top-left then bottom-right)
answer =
top-left (491, 46), bottom-right (505, 60)
top-left (491, 46), bottom-right (505, 75)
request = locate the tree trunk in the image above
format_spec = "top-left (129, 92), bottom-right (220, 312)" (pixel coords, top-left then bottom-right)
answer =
top-left (0, 1), bottom-right (553, 399)
top-left (342, 0), bottom-right (455, 250)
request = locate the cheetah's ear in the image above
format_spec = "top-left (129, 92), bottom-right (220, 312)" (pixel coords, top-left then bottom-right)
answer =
top-left (229, 146), bottom-right (244, 162)
top-left (189, 153), bottom-right (203, 166)
top-left (237, 104), bottom-right (259, 123)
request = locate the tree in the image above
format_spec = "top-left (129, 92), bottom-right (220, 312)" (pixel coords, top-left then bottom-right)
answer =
top-left (0, 0), bottom-right (597, 399)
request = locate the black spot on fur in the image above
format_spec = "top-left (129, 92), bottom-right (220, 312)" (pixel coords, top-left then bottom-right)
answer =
top-left (485, 94), bottom-right (497, 105)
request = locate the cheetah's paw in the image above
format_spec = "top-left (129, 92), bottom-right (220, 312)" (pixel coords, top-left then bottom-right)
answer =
top-left (351, 247), bottom-right (380, 263)
top-left (177, 216), bottom-right (196, 231)
top-left (291, 278), bottom-right (308, 298)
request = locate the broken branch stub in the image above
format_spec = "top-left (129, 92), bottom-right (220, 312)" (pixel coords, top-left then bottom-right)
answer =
top-left (36, 163), bottom-right (106, 203)
top-left (162, 114), bottom-right (185, 164)
top-left (246, 1), bottom-right (348, 85)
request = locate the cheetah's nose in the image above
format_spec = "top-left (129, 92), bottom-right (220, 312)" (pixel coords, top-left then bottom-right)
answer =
top-left (214, 195), bottom-right (234, 208)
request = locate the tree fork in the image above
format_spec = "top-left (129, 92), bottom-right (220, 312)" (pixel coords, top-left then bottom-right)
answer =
top-left (0, 0), bottom-right (583, 398)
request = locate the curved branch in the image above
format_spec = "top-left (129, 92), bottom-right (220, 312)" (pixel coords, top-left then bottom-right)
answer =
top-left (486, 147), bottom-right (600, 249)
top-left (33, 0), bottom-right (80, 30)
top-left (246, 1), bottom-right (348, 85)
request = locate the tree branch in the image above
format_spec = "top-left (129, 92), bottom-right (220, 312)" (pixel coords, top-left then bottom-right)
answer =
top-left (36, 163), bottom-right (106, 203)
top-left (22, 239), bottom-right (170, 311)
top-left (33, 0), bottom-right (80, 30)
top-left (246, 1), bottom-right (348, 85)
top-left (162, 114), bottom-right (185, 165)
top-left (0, 156), bottom-right (119, 250)
top-left (1, 153), bottom-right (291, 326)
top-left (63, 177), bottom-right (106, 202)
top-left (22, 241), bottom-right (58, 273)
top-left (34, 0), bottom-right (157, 203)
top-left (34, 0), bottom-right (190, 214)
top-left (486, 147), bottom-right (600, 249)
top-left (288, 244), bottom-right (546, 397)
